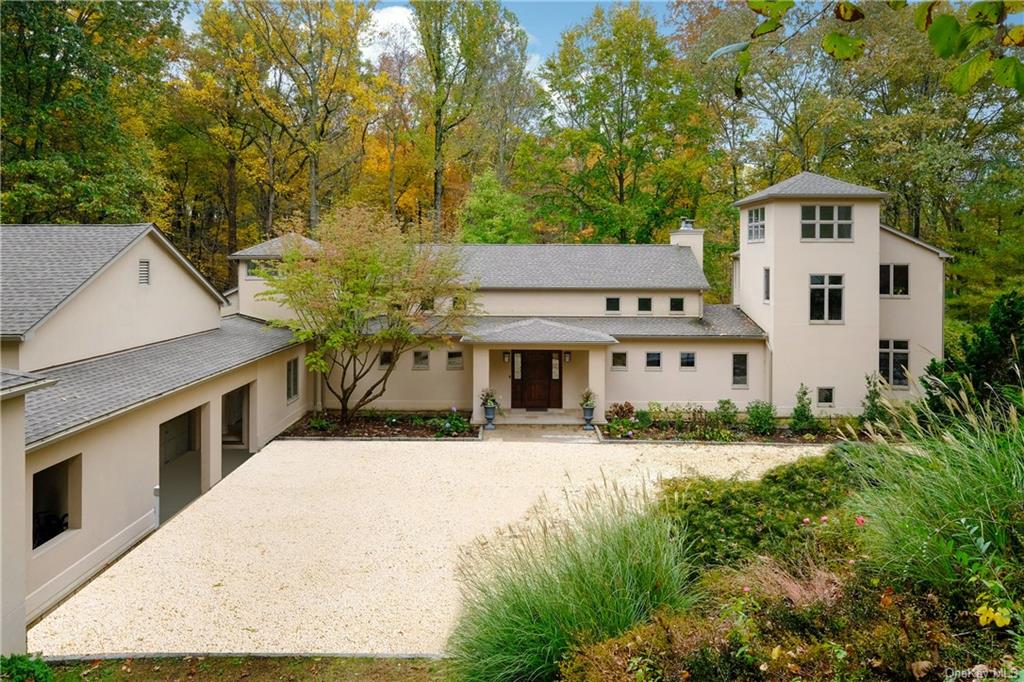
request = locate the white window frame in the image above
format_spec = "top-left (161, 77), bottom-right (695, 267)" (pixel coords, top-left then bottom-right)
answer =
top-left (809, 274), bottom-right (844, 324)
top-left (763, 267), bottom-right (770, 303)
top-left (732, 353), bottom-right (748, 388)
top-left (605, 297), bottom-right (621, 314)
top-left (286, 357), bottom-right (300, 402)
top-left (446, 350), bottom-right (464, 370)
top-left (800, 205), bottom-right (853, 241)
top-left (412, 350), bottom-right (430, 370)
top-left (816, 386), bottom-right (835, 407)
top-left (645, 352), bottom-right (662, 370)
top-left (138, 259), bottom-right (151, 286)
top-left (879, 339), bottom-right (910, 389)
top-left (610, 351), bottom-right (628, 370)
top-left (747, 206), bottom-right (765, 243)
top-left (669, 297), bottom-right (685, 314)
top-left (679, 351), bottom-right (696, 371)
top-left (880, 263), bottom-right (910, 298)
top-left (637, 297), bottom-right (653, 314)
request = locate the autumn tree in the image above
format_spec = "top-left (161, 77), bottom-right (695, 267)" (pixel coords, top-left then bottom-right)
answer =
top-left (459, 170), bottom-right (532, 243)
top-left (260, 206), bottom-right (476, 422)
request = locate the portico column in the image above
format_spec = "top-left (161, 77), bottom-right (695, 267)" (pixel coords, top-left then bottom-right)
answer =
top-left (588, 347), bottom-right (607, 423)
top-left (1, 395), bottom-right (27, 654)
top-left (200, 400), bottom-right (222, 492)
top-left (471, 345), bottom-right (490, 424)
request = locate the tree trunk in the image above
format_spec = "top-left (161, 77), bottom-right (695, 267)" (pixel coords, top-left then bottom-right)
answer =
top-left (225, 154), bottom-right (239, 284)
top-left (432, 108), bottom-right (444, 239)
top-left (308, 152), bottom-right (319, 232)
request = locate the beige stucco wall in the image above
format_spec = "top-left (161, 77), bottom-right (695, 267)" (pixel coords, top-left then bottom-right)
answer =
top-left (879, 230), bottom-right (945, 396)
top-left (20, 234), bottom-right (222, 371)
top-left (221, 290), bottom-right (240, 317)
top-left (736, 203), bottom-right (776, 339)
top-left (605, 339), bottom-right (767, 410)
top-left (23, 345), bottom-right (310, 621)
top-left (1, 395), bottom-right (27, 653)
top-left (1, 340), bottom-right (20, 370)
top-left (236, 262), bottom-right (295, 322)
top-left (474, 289), bottom-right (703, 317)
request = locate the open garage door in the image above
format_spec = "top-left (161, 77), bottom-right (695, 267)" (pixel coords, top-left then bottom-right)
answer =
top-left (158, 408), bottom-right (201, 523)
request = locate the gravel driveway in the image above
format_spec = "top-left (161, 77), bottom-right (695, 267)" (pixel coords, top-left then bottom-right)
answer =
top-left (28, 438), bottom-right (825, 657)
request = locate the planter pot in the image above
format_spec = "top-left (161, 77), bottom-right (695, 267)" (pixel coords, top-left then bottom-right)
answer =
top-left (484, 404), bottom-right (496, 430)
top-left (582, 405), bottom-right (595, 430)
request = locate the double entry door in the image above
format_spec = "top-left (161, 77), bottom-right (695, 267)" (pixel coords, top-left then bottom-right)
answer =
top-left (511, 350), bottom-right (562, 409)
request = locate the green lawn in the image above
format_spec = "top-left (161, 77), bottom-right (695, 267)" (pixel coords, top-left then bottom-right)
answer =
top-left (48, 656), bottom-right (446, 681)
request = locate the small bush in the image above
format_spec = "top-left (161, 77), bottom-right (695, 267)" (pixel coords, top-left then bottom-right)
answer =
top-left (745, 400), bottom-right (776, 436)
top-left (858, 374), bottom-right (889, 430)
top-left (710, 399), bottom-right (739, 428)
top-left (685, 406), bottom-right (731, 441)
top-left (427, 410), bottom-right (472, 437)
top-left (307, 413), bottom-right (333, 431)
top-left (447, 487), bottom-right (700, 682)
top-left (0, 654), bottom-right (54, 682)
top-left (604, 417), bottom-right (637, 439)
top-left (634, 409), bottom-right (653, 429)
top-left (607, 401), bottom-right (635, 420)
top-left (789, 384), bottom-right (822, 435)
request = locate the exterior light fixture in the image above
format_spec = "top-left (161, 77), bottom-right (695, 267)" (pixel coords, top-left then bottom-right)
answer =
top-left (502, 351), bottom-right (511, 363)
top-left (564, 351), bottom-right (572, 363)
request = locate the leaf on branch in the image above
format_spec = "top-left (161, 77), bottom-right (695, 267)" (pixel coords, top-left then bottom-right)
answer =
top-left (747, 0), bottom-right (795, 20)
top-left (992, 56), bottom-right (1024, 94)
top-left (960, 22), bottom-right (995, 50)
top-left (835, 2), bottom-right (866, 22)
top-left (946, 50), bottom-right (994, 93)
top-left (1003, 26), bottom-right (1024, 47)
top-left (914, 1), bottom-right (940, 31)
top-left (752, 17), bottom-right (783, 38)
top-left (706, 41), bottom-right (751, 62)
top-left (966, 1), bottom-right (1002, 25)
top-left (821, 31), bottom-right (866, 60)
top-left (928, 14), bottom-right (963, 58)
top-left (886, 0), bottom-right (908, 8)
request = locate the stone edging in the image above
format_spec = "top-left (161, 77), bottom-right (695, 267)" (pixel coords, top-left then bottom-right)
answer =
top-left (276, 427), bottom-right (483, 442)
top-left (593, 426), bottom-right (833, 448)
top-left (43, 652), bottom-right (446, 662)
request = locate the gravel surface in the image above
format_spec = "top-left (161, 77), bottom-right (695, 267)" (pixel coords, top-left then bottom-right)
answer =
top-left (28, 439), bottom-right (825, 657)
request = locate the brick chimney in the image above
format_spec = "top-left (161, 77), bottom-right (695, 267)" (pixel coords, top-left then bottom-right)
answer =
top-left (669, 218), bottom-right (703, 269)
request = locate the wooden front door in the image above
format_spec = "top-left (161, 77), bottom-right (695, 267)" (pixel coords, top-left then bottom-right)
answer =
top-left (511, 350), bottom-right (562, 409)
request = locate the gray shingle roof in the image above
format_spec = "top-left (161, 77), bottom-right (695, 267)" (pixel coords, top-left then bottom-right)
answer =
top-left (1, 368), bottom-right (53, 396)
top-left (461, 305), bottom-right (764, 341)
top-left (734, 172), bottom-right (887, 207)
top-left (458, 244), bottom-right (708, 290)
top-left (1, 224), bottom-right (151, 337)
top-left (229, 234), bottom-right (322, 260)
top-left (24, 316), bottom-right (298, 447)
top-left (462, 318), bottom-right (618, 344)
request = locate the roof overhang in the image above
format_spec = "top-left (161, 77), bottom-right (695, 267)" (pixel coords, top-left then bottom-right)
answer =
top-left (461, 318), bottom-right (618, 345)
top-left (1, 376), bottom-right (56, 401)
top-left (733, 192), bottom-right (888, 208)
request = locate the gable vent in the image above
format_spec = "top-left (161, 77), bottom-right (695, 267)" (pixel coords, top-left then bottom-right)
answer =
top-left (138, 259), bottom-right (151, 285)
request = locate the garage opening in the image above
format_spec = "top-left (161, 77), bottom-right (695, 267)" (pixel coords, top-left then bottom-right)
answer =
top-left (158, 407), bottom-right (201, 523)
top-left (32, 454), bottom-right (82, 549)
top-left (222, 384), bottom-right (252, 477)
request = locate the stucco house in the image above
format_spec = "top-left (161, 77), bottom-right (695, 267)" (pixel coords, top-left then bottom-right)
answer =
top-left (0, 171), bottom-right (947, 654)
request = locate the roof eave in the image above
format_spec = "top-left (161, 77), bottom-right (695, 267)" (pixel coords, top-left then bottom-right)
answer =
top-left (733, 192), bottom-right (888, 208)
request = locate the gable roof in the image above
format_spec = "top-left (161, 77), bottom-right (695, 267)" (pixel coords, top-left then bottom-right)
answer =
top-left (0, 224), bottom-right (225, 339)
top-left (734, 172), bottom-right (887, 207)
top-left (228, 234), bottom-right (322, 260)
top-left (880, 224), bottom-right (952, 258)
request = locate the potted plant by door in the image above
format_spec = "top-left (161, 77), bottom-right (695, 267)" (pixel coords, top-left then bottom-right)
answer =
top-left (480, 387), bottom-right (499, 430)
top-left (580, 388), bottom-right (597, 430)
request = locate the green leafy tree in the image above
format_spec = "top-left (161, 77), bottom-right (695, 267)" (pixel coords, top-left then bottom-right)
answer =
top-left (459, 170), bottom-right (532, 243)
top-left (260, 206), bottom-right (476, 422)
top-left (0, 1), bottom-right (182, 223)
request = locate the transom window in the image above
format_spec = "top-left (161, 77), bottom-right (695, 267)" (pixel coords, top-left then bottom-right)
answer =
top-left (605, 297), bottom-right (620, 313)
top-left (646, 352), bottom-right (662, 369)
top-left (880, 264), bottom-right (909, 296)
top-left (817, 387), bottom-right (835, 406)
top-left (747, 206), bottom-right (765, 242)
top-left (810, 274), bottom-right (844, 323)
top-left (669, 297), bottom-right (685, 313)
top-left (732, 353), bottom-right (748, 387)
top-left (611, 351), bottom-right (628, 369)
top-left (286, 358), bottom-right (299, 401)
top-left (447, 351), bottom-right (463, 370)
top-left (638, 297), bottom-right (652, 313)
top-left (879, 340), bottom-right (910, 387)
top-left (679, 352), bottom-right (696, 369)
top-left (413, 350), bottom-right (430, 370)
top-left (801, 205), bottom-right (852, 240)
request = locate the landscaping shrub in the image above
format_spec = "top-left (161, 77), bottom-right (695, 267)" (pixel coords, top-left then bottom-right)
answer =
top-left (633, 408), bottom-right (653, 429)
top-left (606, 401), bottom-right (635, 420)
top-left (788, 383), bottom-right (822, 435)
top-left (657, 453), bottom-right (855, 565)
top-left (858, 373), bottom-right (889, 430)
top-left (0, 654), bottom-right (54, 682)
top-left (446, 487), bottom-right (700, 682)
top-left (427, 410), bottom-right (472, 437)
top-left (710, 399), bottom-right (739, 428)
top-left (307, 413), bottom-right (333, 431)
top-left (744, 400), bottom-right (776, 436)
top-left (685, 405), bottom-right (732, 441)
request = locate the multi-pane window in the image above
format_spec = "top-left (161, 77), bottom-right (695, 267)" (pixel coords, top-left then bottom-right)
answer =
top-left (810, 274), bottom-right (844, 323)
top-left (447, 351), bottom-right (463, 370)
top-left (732, 353), bottom-right (748, 387)
top-left (413, 350), bottom-right (430, 370)
top-left (801, 205), bottom-right (853, 240)
top-left (638, 297), bottom-right (652, 313)
top-left (286, 358), bottom-right (299, 401)
top-left (879, 264), bottom-right (910, 296)
top-left (747, 206), bottom-right (765, 242)
top-left (817, 387), bottom-right (835, 406)
top-left (379, 350), bottom-right (393, 368)
top-left (646, 352), bottom-right (662, 369)
top-left (670, 297), bottom-right (685, 313)
top-left (879, 340), bottom-right (910, 387)
top-left (611, 351), bottom-right (628, 369)
top-left (679, 352), bottom-right (696, 369)
top-left (605, 297), bottom-right (620, 313)
top-left (763, 267), bottom-right (771, 302)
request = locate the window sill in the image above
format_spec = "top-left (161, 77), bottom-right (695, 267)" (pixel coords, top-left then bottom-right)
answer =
top-left (610, 366), bottom-right (628, 371)
top-left (644, 367), bottom-right (662, 372)
top-left (32, 528), bottom-right (80, 558)
top-left (287, 395), bottom-right (299, 404)
top-left (637, 312), bottom-right (653, 316)
top-left (447, 366), bottom-right (464, 371)
top-left (731, 384), bottom-right (749, 390)
top-left (604, 312), bottom-right (622, 316)
top-left (669, 311), bottom-right (685, 316)
top-left (678, 367), bottom-right (696, 372)
top-left (799, 238), bottom-right (854, 243)
top-left (747, 239), bottom-right (764, 244)
top-left (880, 295), bottom-right (911, 299)
top-left (817, 404), bottom-right (835, 408)
top-left (412, 367), bottom-right (430, 371)
top-left (809, 320), bottom-right (845, 325)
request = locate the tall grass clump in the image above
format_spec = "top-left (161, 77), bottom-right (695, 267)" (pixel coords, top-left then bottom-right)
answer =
top-left (446, 485), bottom-right (699, 682)
top-left (845, 375), bottom-right (1024, 608)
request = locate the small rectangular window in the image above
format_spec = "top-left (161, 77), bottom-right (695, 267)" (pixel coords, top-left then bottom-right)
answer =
top-left (732, 353), bottom-right (748, 387)
top-left (413, 350), bottom-right (430, 370)
top-left (605, 297), bottom-right (620, 313)
top-left (669, 297), bottom-right (685, 313)
top-left (800, 205), bottom-right (853, 241)
top-left (611, 351), bottom-right (628, 369)
top-left (679, 352), bottom-right (696, 369)
top-left (138, 259), bottom-right (150, 285)
top-left (879, 339), bottom-right (910, 387)
top-left (763, 267), bottom-right (770, 302)
top-left (447, 351), bottom-right (463, 370)
top-left (810, 274), bottom-right (843, 323)
top-left (880, 264), bottom-right (910, 296)
top-left (286, 358), bottom-right (299, 401)
top-left (33, 455), bottom-right (81, 549)
top-left (747, 206), bottom-right (765, 242)
top-left (817, 387), bottom-right (835, 406)
top-left (379, 350), bottom-right (393, 368)
top-left (645, 352), bottom-right (661, 369)
top-left (638, 297), bottom-right (652, 313)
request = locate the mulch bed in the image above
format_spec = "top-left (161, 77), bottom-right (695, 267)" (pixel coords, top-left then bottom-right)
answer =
top-left (283, 410), bottom-right (476, 439)
top-left (600, 426), bottom-right (857, 444)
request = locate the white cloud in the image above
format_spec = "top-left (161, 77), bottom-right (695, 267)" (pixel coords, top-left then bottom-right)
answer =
top-left (361, 5), bottom-right (418, 65)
